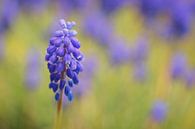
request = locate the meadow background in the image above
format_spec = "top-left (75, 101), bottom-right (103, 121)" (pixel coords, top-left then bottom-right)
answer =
top-left (0, 0), bottom-right (195, 129)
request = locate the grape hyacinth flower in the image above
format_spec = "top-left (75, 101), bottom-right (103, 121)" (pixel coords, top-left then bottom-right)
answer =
top-left (150, 100), bottom-right (167, 123)
top-left (45, 19), bottom-right (84, 102)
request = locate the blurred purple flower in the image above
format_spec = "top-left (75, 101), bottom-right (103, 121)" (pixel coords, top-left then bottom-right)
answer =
top-left (18, 0), bottom-right (48, 13)
top-left (131, 37), bottom-right (149, 63)
top-left (167, 1), bottom-right (192, 38)
top-left (108, 37), bottom-right (131, 65)
top-left (138, 0), bottom-right (165, 20)
top-left (83, 12), bottom-right (113, 47)
top-left (99, 0), bottom-right (127, 15)
top-left (25, 48), bottom-right (41, 90)
top-left (46, 19), bottom-right (84, 101)
top-left (150, 100), bottom-right (167, 123)
top-left (83, 11), bottom-right (133, 66)
top-left (0, 0), bottom-right (19, 34)
top-left (135, 0), bottom-right (193, 39)
top-left (170, 53), bottom-right (187, 80)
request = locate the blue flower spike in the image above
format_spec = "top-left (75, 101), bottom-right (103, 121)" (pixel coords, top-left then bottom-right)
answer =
top-left (46, 19), bottom-right (84, 102)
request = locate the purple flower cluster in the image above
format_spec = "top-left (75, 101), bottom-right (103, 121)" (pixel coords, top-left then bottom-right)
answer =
top-left (45, 19), bottom-right (84, 101)
top-left (135, 0), bottom-right (193, 39)
top-left (83, 11), bottom-right (150, 82)
top-left (150, 100), bottom-right (167, 123)
top-left (83, 12), bottom-right (131, 65)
